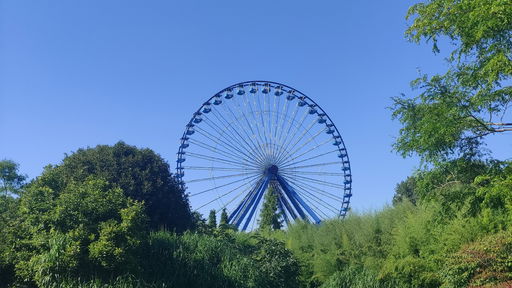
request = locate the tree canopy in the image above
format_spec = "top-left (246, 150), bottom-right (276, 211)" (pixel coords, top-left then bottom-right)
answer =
top-left (392, 0), bottom-right (512, 163)
top-left (258, 186), bottom-right (282, 231)
top-left (31, 141), bottom-right (192, 231)
top-left (0, 159), bottom-right (27, 196)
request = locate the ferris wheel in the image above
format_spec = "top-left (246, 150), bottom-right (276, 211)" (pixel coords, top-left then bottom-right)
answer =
top-left (176, 81), bottom-right (352, 231)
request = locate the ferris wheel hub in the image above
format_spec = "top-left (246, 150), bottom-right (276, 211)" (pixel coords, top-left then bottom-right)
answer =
top-left (267, 164), bottom-right (279, 176)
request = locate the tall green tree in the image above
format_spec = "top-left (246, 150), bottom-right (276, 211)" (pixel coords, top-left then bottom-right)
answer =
top-left (258, 186), bottom-right (282, 231)
top-left (31, 142), bottom-right (192, 231)
top-left (392, 0), bottom-right (512, 163)
top-left (219, 208), bottom-right (229, 229)
top-left (0, 160), bottom-right (26, 196)
top-left (393, 176), bottom-right (417, 205)
top-left (208, 209), bottom-right (217, 229)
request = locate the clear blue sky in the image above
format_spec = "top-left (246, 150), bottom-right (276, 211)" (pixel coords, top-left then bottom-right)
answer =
top-left (2, 1), bottom-right (510, 212)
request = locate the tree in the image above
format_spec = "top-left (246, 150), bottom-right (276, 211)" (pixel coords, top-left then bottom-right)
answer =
top-left (208, 209), bottom-right (217, 229)
top-left (31, 142), bottom-right (192, 231)
top-left (13, 178), bottom-right (147, 285)
top-left (258, 186), bottom-right (282, 231)
top-left (393, 176), bottom-right (417, 205)
top-left (219, 208), bottom-right (229, 229)
top-left (392, 0), bottom-right (512, 163)
top-left (0, 160), bottom-right (26, 196)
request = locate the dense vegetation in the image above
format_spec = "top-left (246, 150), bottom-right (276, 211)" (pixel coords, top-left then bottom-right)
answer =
top-left (0, 144), bottom-right (300, 288)
top-left (2, 146), bottom-right (511, 287)
top-left (279, 159), bottom-right (512, 288)
top-left (1, 0), bottom-right (511, 287)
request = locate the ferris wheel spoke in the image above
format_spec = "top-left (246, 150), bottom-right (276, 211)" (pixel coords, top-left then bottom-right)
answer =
top-left (277, 137), bottom-right (333, 167)
top-left (277, 127), bottom-right (329, 166)
top-left (296, 190), bottom-right (340, 216)
top-left (183, 166), bottom-right (259, 172)
top-left (275, 96), bottom-right (300, 153)
top-left (195, 126), bottom-right (258, 164)
top-left (284, 106), bottom-right (309, 147)
top-left (193, 125), bottom-right (251, 161)
top-left (289, 174), bottom-right (345, 189)
top-left (249, 90), bottom-right (269, 155)
top-left (227, 97), bottom-right (268, 162)
top-left (188, 138), bottom-right (261, 168)
top-left (189, 174), bottom-right (261, 197)
top-left (272, 93), bottom-right (281, 139)
top-left (187, 171), bottom-right (260, 183)
top-left (200, 116), bottom-right (251, 158)
top-left (274, 118), bottom-right (319, 165)
top-left (196, 175), bottom-right (261, 210)
top-left (208, 108), bottom-right (266, 164)
top-left (246, 93), bottom-right (271, 159)
top-left (217, 100), bottom-right (269, 163)
top-left (280, 149), bottom-right (340, 169)
top-left (269, 94), bottom-right (279, 159)
top-left (254, 95), bottom-right (272, 160)
top-left (284, 177), bottom-right (341, 215)
top-left (275, 96), bottom-right (290, 140)
top-left (280, 161), bottom-right (341, 171)
top-left (281, 175), bottom-right (345, 202)
top-left (283, 118), bottom-right (318, 157)
top-left (281, 170), bottom-right (344, 177)
top-left (241, 91), bottom-right (268, 154)
top-left (274, 95), bottom-right (290, 143)
top-left (274, 108), bottom-right (310, 164)
top-left (186, 151), bottom-right (259, 169)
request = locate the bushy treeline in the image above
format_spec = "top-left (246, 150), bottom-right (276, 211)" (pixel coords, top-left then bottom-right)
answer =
top-left (276, 159), bottom-right (512, 288)
top-left (2, 145), bottom-right (512, 287)
top-left (0, 143), bottom-right (300, 288)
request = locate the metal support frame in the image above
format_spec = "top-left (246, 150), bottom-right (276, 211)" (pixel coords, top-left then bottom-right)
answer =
top-left (277, 175), bottom-right (321, 224)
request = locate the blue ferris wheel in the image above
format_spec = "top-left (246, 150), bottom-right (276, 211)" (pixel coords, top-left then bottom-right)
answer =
top-left (176, 81), bottom-right (352, 231)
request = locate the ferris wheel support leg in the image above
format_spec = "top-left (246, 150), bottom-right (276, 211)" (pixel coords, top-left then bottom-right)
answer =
top-left (228, 186), bottom-right (256, 223)
top-left (276, 187), bottom-right (298, 221)
top-left (240, 175), bottom-right (271, 231)
top-left (277, 196), bottom-right (290, 225)
top-left (230, 187), bottom-right (259, 228)
top-left (277, 175), bottom-right (322, 224)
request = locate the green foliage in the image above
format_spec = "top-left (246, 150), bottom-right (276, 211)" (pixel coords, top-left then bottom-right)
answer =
top-left (404, 159), bottom-right (506, 219)
top-left (11, 178), bottom-right (148, 286)
top-left (251, 236), bottom-right (299, 287)
top-left (0, 195), bottom-right (20, 287)
top-left (208, 209), bottom-right (217, 229)
top-left (280, 161), bottom-right (512, 287)
top-left (393, 176), bottom-right (417, 205)
top-left (258, 186), bottom-right (282, 231)
top-left (3, 153), bottom-right (512, 288)
top-left (140, 231), bottom-right (299, 288)
top-left (474, 172), bottom-right (512, 232)
top-left (218, 208), bottom-right (237, 231)
top-left (442, 230), bottom-right (512, 288)
top-left (33, 141), bottom-right (192, 231)
top-left (392, 0), bottom-right (512, 163)
top-left (0, 159), bottom-right (27, 196)
top-left (320, 266), bottom-right (399, 288)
